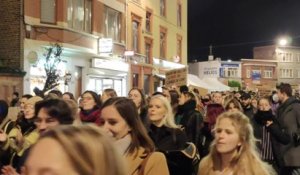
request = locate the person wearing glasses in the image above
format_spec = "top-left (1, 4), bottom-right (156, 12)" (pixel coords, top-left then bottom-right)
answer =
top-left (79, 90), bottom-right (102, 125)
top-left (1, 98), bottom-right (74, 174)
top-left (0, 96), bottom-right (43, 172)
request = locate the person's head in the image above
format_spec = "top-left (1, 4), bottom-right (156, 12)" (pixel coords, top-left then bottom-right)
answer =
top-left (206, 103), bottom-right (225, 129)
top-left (0, 100), bottom-right (9, 123)
top-left (258, 98), bottom-right (271, 111)
top-left (224, 98), bottom-right (243, 112)
top-left (25, 125), bottom-right (126, 175)
top-left (12, 92), bottom-right (19, 99)
top-left (251, 98), bottom-right (258, 109)
top-left (271, 91), bottom-right (279, 104)
top-left (101, 97), bottom-right (154, 155)
top-left (48, 89), bottom-right (63, 98)
top-left (148, 95), bottom-right (178, 128)
top-left (101, 89), bottom-right (117, 103)
top-left (240, 93), bottom-right (251, 108)
top-left (169, 90), bottom-right (179, 108)
top-left (64, 99), bottom-right (82, 126)
top-left (20, 94), bottom-right (33, 112)
top-left (211, 112), bottom-right (255, 166)
top-left (179, 85), bottom-right (189, 94)
top-left (162, 86), bottom-right (171, 102)
top-left (34, 99), bottom-right (74, 134)
top-left (276, 83), bottom-right (292, 103)
top-left (128, 88), bottom-right (146, 110)
top-left (178, 91), bottom-right (196, 105)
top-left (24, 96), bottom-right (43, 119)
top-left (62, 92), bottom-right (75, 101)
top-left (81, 91), bottom-right (101, 110)
top-left (212, 92), bottom-right (223, 104)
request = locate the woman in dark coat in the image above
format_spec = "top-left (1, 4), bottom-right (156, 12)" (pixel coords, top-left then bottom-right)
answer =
top-left (175, 91), bottom-right (204, 155)
top-left (148, 95), bottom-right (189, 175)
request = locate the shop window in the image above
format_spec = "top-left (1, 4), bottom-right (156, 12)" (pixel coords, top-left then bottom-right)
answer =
top-left (104, 6), bottom-right (121, 42)
top-left (41, 0), bottom-right (56, 24)
top-left (67, 0), bottom-right (92, 33)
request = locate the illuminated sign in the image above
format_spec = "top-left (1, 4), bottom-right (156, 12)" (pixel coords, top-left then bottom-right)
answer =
top-left (98, 38), bottom-right (113, 53)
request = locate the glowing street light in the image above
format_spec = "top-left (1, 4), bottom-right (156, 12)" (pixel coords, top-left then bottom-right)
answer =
top-left (277, 36), bottom-right (291, 46)
top-left (278, 38), bottom-right (288, 46)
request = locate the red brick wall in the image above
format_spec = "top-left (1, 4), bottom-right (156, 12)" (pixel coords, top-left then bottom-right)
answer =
top-left (0, 0), bottom-right (23, 68)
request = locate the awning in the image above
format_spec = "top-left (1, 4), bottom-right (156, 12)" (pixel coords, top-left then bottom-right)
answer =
top-left (187, 74), bottom-right (211, 89)
top-left (202, 78), bottom-right (230, 91)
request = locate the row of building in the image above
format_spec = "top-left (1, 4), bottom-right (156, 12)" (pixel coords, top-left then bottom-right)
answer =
top-left (0, 0), bottom-right (187, 99)
top-left (189, 45), bottom-right (300, 94)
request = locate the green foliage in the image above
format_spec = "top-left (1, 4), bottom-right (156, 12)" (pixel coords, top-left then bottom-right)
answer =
top-left (228, 80), bottom-right (241, 90)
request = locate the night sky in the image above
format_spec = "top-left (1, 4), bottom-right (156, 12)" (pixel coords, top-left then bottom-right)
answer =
top-left (188, 0), bottom-right (300, 62)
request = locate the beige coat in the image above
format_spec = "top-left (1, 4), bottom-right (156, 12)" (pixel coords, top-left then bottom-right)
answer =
top-left (126, 147), bottom-right (169, 175)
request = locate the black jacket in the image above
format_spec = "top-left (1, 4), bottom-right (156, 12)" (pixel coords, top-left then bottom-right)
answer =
top-left (176, 100), bottom-right (204, 150)
top-left (269, 97), bottom-right (300, 167)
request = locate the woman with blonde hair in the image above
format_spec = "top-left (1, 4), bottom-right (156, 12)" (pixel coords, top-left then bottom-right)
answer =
top-left (198, 111), bottom-right (276, 175)
top-left (24, 125), bottom-right (127, 175)
top-left (148, 95), bottom-right (190, 175)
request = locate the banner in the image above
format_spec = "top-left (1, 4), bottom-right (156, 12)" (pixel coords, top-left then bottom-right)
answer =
top-left (165, 68), bottom-right (187, 87)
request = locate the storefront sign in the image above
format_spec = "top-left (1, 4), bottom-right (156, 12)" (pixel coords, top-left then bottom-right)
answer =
top-left (92, 58), bottom-right (128, 72)
top-left (165, 68), bottom-right (187, 87)
top-left (99, 38), bottom-right (113, 53)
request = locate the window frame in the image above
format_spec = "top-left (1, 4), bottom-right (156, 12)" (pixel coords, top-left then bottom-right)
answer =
top-left (159, 26), bottom-right (168, 59)
top-left (40, 0), bottom-right (57, 24)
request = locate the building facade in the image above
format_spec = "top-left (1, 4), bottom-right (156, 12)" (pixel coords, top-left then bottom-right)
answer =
top-left (254, 45), bottom-right (300, 91)
top-left (241, 59), bottom-right (277, 94)
top-left (0, 0), bottom-right (187, 100)
top-left (127, 0), bottom-right (188, 94)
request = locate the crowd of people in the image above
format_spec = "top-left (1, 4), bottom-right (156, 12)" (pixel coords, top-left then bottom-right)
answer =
top-left (0, 83), bottom-right (299, 175)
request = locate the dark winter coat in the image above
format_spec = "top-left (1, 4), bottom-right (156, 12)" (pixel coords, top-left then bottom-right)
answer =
top-left (269, 97), bottom-right (300, 167)
top-left (176, 100), bottom-right (204, 151)
top-left (148, 124), bottom-right (188, 175)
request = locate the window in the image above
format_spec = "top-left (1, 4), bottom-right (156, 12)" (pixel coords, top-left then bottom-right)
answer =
top-left (104, 7), bottom-right (121, 42)
top-left (176, 34), bottom-right (182, 61)
top-left (132, 21), bottom-right (139, 53)
top-left (145, 37), bottom-right (152, 64)
top-left (160, 27), bottom-right (167, 59)
top-left (67, 0), bottom-right (92, 33)
top-left (160, 0), bottom-right (166, 17)
top-left (280, 69), bottom-right (293, 78)
top-left (144, 75), bottom-right (150, 95)
top-left (225, 68), bottom-right (238, 78)
top-left (132, 74), bottom-right (139, 87)
top-left (263, 69), bottom-right (273, 78)
top-left (131, 14), bottom-right (141, 53)
top-left (177, 3), bottom-right (182, 27)
top-left (297, 69), bottom-right (300, 78)
top-left (145, 10), bottom-right (152, 33)
top-left (277, 52), bottom-right (293, 62)
top-left (294, 53), bottom-right (300, 62)
top-left (246, 69), bottom-right (251, 78)
top-left (41, 0), bottom-right (56, 24)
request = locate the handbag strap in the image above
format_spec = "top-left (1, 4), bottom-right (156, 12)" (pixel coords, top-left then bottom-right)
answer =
top-left (138, 152), bottom-right (153, 175)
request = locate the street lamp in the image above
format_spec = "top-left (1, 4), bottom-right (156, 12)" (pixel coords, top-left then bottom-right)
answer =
top-left (278, 38), bottom-right (288, 46)
top-left (277, 36), bottom-right (291, 46)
